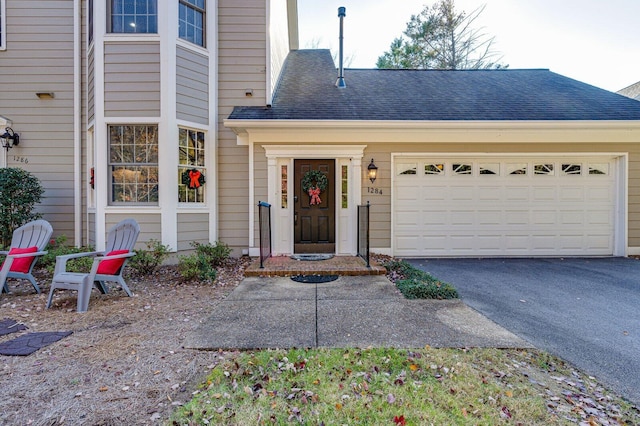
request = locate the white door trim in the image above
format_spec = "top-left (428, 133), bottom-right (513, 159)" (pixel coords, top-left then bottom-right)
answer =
top-left (252, 145), bottom-right (366, 256)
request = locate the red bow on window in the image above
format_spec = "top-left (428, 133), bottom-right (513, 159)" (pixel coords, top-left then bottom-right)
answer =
top-left (189, 170), bottom-right (202, 189)
top-left (308, 187), bottom-right (322, 205)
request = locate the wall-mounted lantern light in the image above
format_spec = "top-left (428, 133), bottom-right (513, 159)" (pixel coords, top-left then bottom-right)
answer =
top-left (0, 127), bottom-right (20, 151)
top-left (367, 158), bottom-right (378, 183)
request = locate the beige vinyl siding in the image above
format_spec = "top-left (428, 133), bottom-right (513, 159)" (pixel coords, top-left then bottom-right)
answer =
top-left (218, 0), bottom-right (267, 254)
top-left (106, 213), bottom-right (160, 249)
top-left (0, 0), bottom-right (76, 242)
top-left (103, 42), bottom-right (160, 117)
top-left (359, 142), bottom-right (640, 252)
top-left (88, 48), bottom-right (95, 122)
top-left (177, 213), bottom-right (209, 250)
top-left (176, 46), bottom-right (209, 125)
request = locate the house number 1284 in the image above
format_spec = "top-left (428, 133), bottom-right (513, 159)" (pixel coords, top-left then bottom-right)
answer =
top-left (12, 156), bottom-right (28, 164)
top-left (367, 187), bottom-right (382, 195)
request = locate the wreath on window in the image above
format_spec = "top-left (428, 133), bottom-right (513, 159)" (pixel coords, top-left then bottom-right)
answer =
top-left (301, 170), bottom-right (328, 205)
top-left (181, 168), bottom-right (206, 189)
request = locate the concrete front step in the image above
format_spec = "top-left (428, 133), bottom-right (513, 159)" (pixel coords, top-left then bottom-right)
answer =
top-left (244, 255), bottom-right (387, 277)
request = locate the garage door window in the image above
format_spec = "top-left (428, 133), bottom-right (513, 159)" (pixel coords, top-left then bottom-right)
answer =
top-left (508, 163), bottom-right (527, 175)
top-left (562, 164), bottom-right (582, 175)
top-left (397, 163), bottom-right (417, 175)
top-left (425, 164), bottom-right (444, 175)
top-left (452, 163), bottom-right (472, 175)
top-left (479, 163), bottom-right (499, 175)
top-left (534, 164), bottom-right (554, 175)
top-left (589, 164), bottom-right (608, 175)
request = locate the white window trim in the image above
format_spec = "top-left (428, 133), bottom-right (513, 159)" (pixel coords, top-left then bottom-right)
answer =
top-left (1, 0), bottom-right (7, 50)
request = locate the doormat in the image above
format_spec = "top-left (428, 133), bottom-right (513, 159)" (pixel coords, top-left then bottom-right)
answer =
top-left (0, 318), bottom-right (28, 336)
top-left (0, 331), bottom-right (73, 356)
top-left (291, 274), bottom-right (339, 283)
top-left (290, 254), bottom-right (334, 261)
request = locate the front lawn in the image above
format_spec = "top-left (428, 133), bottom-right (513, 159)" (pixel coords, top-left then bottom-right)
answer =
top-left (169, 347), bottom-right (640, 425)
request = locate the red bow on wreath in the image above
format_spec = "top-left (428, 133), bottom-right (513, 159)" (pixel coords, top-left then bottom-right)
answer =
top-left (189, 170), bottom-right (202, 189)
top-left (308, 186), bottom-right (322, 205)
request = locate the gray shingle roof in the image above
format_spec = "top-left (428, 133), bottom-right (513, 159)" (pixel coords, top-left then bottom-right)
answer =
top-left (228, 49), bottom-right (640, 121)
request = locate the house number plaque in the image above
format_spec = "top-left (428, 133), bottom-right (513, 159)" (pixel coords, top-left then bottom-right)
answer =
top-left (366, 187), bottom-right (382, 195)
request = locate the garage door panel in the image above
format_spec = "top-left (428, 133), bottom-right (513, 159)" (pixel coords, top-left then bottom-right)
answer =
top-left (505, 187), bottom-right (529, 201)
top-left (450, 186), bottom-right (475, 201)
top-left (393, 156), bottom-right (617, 257)
top-left (478, 186), bottom-right (502, 201)
top-left (423, 211), bottom-right (448, 226)
top-left (559, 211), bottom-right (584, 225)
top-left (395, 210), bottom-right (419, 227)
top-left (559, 187), bottom-right (584, 200)
top-left (478, 210), bottom-right (502, 225)
top-left (532, 187), bottom-right (556, 201)
top-left (506, 211), bottom-right (528, 225)
top-left (532, 210), bottom-right (556, 225)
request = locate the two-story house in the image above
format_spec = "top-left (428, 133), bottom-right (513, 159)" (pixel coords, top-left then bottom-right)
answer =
top-left (3, 1), bottom-right (640, 259)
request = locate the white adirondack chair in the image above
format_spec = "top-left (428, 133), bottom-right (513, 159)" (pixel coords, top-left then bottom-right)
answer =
top-left (46, 219), bottom-right (140, 313)
top-left (0, 219), bottom-right (53, 294)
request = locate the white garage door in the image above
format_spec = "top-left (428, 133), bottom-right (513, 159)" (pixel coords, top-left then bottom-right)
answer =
top-left (393, 156), bottom-right (617, 257)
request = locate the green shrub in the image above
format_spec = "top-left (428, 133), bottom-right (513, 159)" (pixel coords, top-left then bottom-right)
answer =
top-left (396, 277), bottom-right (459, 299)
top-left (191, 240), bottom-right (232, 267)
top-left (0, 168), bottom-right (45, 247)
top-left (177, 241), bottom-right (231, 282)
top-left (41, 235), bottom-right (95, 273)
top-left (128, 239), bottom-right (171, 276)
top-left (383, 258), bottom-right (458, 299)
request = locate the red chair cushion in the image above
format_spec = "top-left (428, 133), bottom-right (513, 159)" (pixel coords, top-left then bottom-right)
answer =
top-left (2, 246), bottom-right (38, 273)
top-left (96, 250), bottom-right (129, 275)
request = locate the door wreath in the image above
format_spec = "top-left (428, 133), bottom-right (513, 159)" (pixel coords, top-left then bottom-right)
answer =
top-left (181, 169), bottom-right (206, 189)
top-left (301, 170), bottom-right (328, 205)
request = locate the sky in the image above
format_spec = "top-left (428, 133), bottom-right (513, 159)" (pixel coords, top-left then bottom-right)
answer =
top-left (298, 0), bottom-right (640, 92)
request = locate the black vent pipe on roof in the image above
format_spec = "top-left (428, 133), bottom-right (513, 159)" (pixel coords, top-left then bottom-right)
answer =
top-left (336, 6), bottom-right (346, 88)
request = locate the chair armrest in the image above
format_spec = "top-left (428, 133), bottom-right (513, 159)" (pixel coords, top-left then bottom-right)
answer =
top-left (1, 251), bottom-right (47, 273)
top-left (89, 252), bottom-right (136, 275)
top-left (54, 251), bottom-right (100, 276)
top-left (6, 250), bottom-right (47, 258)
top-left (0, 250), bottom-right (8, 256)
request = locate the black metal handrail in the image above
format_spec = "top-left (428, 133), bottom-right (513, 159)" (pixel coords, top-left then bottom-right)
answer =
top-left (258, 201), bottom-right (272, 268)
top-left (357, 202), bottom-right (371, 267)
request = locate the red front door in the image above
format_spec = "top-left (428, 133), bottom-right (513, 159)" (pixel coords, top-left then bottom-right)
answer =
top-left (294, 159), bottom-right (335, 253)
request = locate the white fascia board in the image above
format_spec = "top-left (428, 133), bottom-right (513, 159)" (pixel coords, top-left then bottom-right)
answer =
top-left (224, 119), bottom-right (640, 143)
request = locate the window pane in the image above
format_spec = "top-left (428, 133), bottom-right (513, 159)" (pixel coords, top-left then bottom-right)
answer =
top-left (562, 164), bottom-right (581, 175)
top-left (109, 125), bottom-right (159, 204)
top-left (507, 163), bottom-right (527, 175)
top-left (111, 0), bottom-right (157, 33)
top-left (452, 163), bottom-right (472, 175)
top-left (178, 0), bottom-right (205, 46)
top-left (397, 163), bottom-right (417, 175)
top-left (178, 128), bottom-right (206, 203)
top-left (534, 164), bottom-right (554, 175)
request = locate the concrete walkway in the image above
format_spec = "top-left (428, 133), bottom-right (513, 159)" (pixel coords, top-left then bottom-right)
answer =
top-left (184, 275), bottom-right (529, 350)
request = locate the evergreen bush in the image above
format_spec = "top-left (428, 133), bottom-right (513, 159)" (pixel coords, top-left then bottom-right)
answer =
top-left (0, 168), bottom-right (44, 247)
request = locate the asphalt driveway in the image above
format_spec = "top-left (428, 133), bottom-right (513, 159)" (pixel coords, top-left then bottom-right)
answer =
top-left (406, 257), bottom-right (640, 405)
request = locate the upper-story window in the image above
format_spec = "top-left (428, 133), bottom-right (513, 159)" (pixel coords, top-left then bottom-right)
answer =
top-left (110, 0), bottom-right (158, 34)
top-left (179, 0), bottom-right (205, 47)
top-left (1, 0), bottom-right (6, 50)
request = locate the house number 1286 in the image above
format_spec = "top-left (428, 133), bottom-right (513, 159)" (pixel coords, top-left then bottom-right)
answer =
top-left (12, 156), bottom-right (28, 164)
top-left (367, 187), bottom-right (382, 195)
